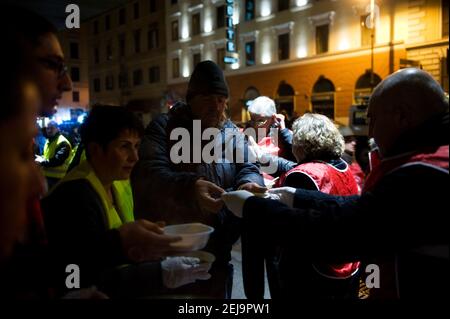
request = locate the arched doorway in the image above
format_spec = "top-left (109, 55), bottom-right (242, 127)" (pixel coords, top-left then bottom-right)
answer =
top-left (275, 80), bottom-right (295, 119)
top-left (311, 75), bottom-right (335, 119)
top-left (241, 86), bottom-right (260, 122)
top-left (354, 69), bottom-right (382, 104)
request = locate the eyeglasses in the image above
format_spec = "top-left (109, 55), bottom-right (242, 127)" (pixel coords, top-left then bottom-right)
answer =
top-left (37, 57), bottom-right (68, 79)
top-left (249, 118), bottom-right (269, 126)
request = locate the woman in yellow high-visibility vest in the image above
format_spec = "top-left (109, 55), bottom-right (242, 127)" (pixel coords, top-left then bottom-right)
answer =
top-left (42, 105), bottom-right (211, 298)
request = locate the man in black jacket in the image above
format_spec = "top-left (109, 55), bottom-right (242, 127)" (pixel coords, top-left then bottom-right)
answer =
top-left (132, 60), bottom-right (265, 298)
top-left (222, 68), bottom-right (449, 299)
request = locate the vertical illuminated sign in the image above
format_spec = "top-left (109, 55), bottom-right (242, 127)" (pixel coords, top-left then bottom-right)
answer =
top-left (224, 0), bottom-right (239, 64)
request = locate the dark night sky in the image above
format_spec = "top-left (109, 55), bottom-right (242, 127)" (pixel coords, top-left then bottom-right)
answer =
top-left (3, 0), bottom-right (128, 29)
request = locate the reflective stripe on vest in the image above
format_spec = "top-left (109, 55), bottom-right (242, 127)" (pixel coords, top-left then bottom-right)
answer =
top-left (43, 134), bottom-right (72, 179)
top-left (54, 160), bottom-right (134, 229)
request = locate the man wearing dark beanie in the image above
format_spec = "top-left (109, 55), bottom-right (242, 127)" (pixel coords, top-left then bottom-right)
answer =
top-left (186, 60), bottom-right (230, 103)
top-left (132, 60), bottom-right (265, 298)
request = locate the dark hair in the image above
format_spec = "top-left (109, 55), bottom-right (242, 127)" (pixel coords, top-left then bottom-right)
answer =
top-left (1, 27), bottom-right (33, 123)
top-left (1, 5), bottom-right (57, 48)
top-left (80, 105), bottom-right (144, 157)
top-left (0, 5), bottom-right (57, 122)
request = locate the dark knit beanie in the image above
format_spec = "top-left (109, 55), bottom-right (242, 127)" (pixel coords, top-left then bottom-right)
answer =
top-left (186, 60), bottom-right (229, 102)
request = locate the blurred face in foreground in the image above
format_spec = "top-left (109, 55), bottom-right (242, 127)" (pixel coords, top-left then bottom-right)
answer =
top-left (33, 33), bottom-right (72, 117)
top-left (0, 81), bottom-right (40, 261)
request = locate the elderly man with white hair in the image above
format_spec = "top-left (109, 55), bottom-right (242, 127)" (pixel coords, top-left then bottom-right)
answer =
top-left (222, 68), bottom-right (449, 299)
top-left (245, 96), bottom-right (296, 182)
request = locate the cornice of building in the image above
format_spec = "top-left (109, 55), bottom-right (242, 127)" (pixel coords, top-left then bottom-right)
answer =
top-left (405, 38), bottom-right (449, 50)
top-left (224, 41), bottom-right (405, 78)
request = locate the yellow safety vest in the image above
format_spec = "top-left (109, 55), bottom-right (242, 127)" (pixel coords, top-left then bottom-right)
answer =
top-left (53, 160), bottom-right (134, 229)
top-left (43, 134), bottom-right (72, 179)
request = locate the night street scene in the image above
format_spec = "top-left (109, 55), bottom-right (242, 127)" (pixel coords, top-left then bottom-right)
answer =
top-left (0, 0), bottom-right (448, 314)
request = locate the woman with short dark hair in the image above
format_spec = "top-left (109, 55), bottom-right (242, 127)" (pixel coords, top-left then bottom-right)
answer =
top-left (43, 105), bottom-right (211, 298)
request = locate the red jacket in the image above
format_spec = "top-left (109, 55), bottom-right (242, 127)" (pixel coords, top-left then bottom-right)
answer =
top-left (364, 145), bottom-right (449, 193)
top-left (280, 160), bottom-right (360, 278)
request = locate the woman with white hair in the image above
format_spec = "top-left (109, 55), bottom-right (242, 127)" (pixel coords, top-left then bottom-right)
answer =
top-left (275, 113), bottom-right (361, 299)
top-left (279, 113), bottom-right (358, 191)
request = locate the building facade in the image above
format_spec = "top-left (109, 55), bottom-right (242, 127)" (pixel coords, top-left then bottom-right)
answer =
top-left (166, 0), bottom-right (449, 125)
top-left (85, 0), bottom-right (168, 125)
top-left (57, 28), bottom-right (90, 122)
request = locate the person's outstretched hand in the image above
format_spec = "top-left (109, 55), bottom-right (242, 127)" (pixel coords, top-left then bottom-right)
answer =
top-left (238, 182), bottom-right (267, 194)
top-left (161, 256), bottom-right (211, 289)
top-left (195, 179), bottom-right (225, 214)
top-left (266, 187), bottom-right (296, 208)
top-left (221, 190), bottom-right (254, 218)
top-left (119, 219), bottom-right (182, 262)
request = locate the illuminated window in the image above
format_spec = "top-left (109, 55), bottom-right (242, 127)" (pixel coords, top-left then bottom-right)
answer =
top-left (172, 20), bottom-right (179, 41)
top-left (70, 42), bottom-right (79, 59)
top-left (245, 41), bottom-right (255, 66)
top-left (278, 0), bottom-right (290, 12)
top-left (149, 66), bottom-right (160, 83)
top-left (71, 67), bottom-right (80, 82)
top-left (133, 69), bottom-right (143, 86)
top-left (278, 33), bottom-right (290, 60)
top-left (134, 2), bottom-right (140, 19)
top-left (93, 78), bottom-right (100, 92)
top-left (105, 75), bottom-right (114, 90)
top-left (105, 15), bottom-right (110, 31)
top-left (245, 0), bottom-right (255, 21)
top-left (312, 76), bottom-right (335, 119)
top-left (134, 29), bottom-right (141, 53)
top-left (172, 57), bottom-right (180, 78)
top-left (119, 8), bottom-right (126, 25)
top-left (443, 0), bottom-right (449, 37)
top-left (149, 0), bottom-right (157, 13)
top-left (118, 34), bottom-right (126, 57)
top-left (193, 53), bottom-right (201, 68)
top-left (119, 72), bottom-right (128, 88)
top-left (94, 47), bottom-right (99, 64)
top-left (217, 5), bottom-right (226, 29)
top-left (361, 15), bottom-right (373, 47)
top-left (93, 20), bottom-right (99, 34)
top-left (192, 13), bottom-right (201, 36)
top-left (217, 48), bottom-right (225, 70)
top-left (316, 24), bottom-right (329, 54)
top-left (148, 24), bottom-right (159, 49)
top-left (106, 40), bottom-right (113, 60)
top-left (72, 91), bottom-right (80, 102)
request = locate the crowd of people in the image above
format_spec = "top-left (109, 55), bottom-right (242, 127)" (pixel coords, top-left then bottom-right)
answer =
top-left (0, 5), bottom-right (448, 300)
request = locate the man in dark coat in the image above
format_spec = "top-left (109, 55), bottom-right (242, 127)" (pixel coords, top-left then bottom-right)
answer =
top-left (132, 60), bottom-right (265, 298)
top-left (222, 68), bottom-right (449, 300)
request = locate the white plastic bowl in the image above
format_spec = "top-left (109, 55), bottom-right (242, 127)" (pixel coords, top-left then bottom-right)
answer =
top-left (164, 223), bottom-right (214, 251)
